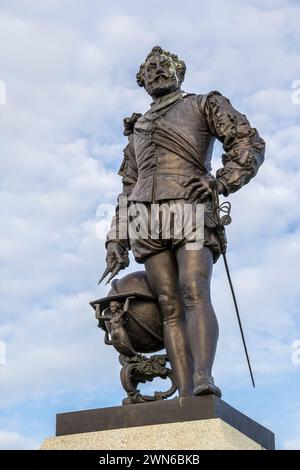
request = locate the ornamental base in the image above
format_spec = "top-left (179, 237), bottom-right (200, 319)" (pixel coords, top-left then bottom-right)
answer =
top-left (40, 395), bottom-right (275, 450)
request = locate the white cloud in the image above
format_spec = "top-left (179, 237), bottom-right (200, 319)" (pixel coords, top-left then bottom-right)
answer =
top-left (0, 430), bottom-right (39, 450)
top-left (0, 289), bottom-right (121, 408)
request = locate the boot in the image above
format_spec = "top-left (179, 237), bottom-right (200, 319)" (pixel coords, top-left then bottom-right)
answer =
top-left (193, 371), bottom-right (222, 398)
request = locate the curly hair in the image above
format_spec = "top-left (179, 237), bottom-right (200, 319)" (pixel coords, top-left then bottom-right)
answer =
top-left (136, 46), bottom-right (186, 87)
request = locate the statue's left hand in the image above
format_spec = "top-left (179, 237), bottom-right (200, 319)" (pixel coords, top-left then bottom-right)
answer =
top-left (190, 180), bottom-right (212, 202)
top-left (190, 179), bottom-right (225, 202)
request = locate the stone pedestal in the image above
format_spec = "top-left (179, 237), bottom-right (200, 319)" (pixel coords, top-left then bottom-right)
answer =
top-left (41, 396), bottom-right (275, 450)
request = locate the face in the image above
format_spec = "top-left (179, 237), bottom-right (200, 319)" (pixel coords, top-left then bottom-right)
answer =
top-left (109, 301), bottom-right (122, 314)
top-left (143, 53), bottom-right (181, 98)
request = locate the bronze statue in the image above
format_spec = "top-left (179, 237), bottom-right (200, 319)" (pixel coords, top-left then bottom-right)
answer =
top-left (99, 46), bottom-right (265, 400)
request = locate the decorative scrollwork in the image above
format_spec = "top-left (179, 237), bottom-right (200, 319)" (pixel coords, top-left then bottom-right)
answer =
top-left (119, 354), bottom-right (177, 405)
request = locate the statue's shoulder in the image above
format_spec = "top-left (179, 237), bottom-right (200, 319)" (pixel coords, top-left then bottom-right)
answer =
top-left (197, 90), bottom-right (223, 113)
top-left (123, 112), bottom-right (142, 136)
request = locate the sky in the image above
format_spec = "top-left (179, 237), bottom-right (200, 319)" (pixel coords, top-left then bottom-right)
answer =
top-left (0, 0), bottom-right (300, 450)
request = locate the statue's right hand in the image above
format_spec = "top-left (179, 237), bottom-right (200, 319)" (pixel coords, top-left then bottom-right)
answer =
top-left (106, 242), bottom-right (129, 271)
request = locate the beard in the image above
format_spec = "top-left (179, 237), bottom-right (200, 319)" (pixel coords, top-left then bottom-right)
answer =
top-left (145, 74), bottom-right (180, 98)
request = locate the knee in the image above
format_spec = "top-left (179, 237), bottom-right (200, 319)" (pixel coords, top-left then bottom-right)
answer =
top-left (158, 292), bottom-right (181, 324)
top-left (181, 276), bottom-right (211, 308)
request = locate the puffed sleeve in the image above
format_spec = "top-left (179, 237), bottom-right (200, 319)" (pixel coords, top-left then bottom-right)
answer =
top-left (106, 135), bottom-right (138, 249)
top-left (201, 91), bottom-right (265, 196)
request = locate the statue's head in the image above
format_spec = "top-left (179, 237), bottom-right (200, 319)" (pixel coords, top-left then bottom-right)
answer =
top-left (109, 300), bottom-right (122, 314)
top-left (136, 46), bottom-right (186, 99)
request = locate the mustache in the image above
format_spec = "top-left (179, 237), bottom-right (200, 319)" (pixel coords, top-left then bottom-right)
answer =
top-left (149, 72), bottom-right (175, 84)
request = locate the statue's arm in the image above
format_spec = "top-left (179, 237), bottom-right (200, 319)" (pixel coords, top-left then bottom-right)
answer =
top-left (106, 137), bottom-right (138, 252)
top-left (202, 91), bottom-right (265, 196)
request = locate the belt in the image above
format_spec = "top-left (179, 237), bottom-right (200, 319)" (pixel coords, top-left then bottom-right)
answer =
top-left (137, 168), bottom-right (205, 179)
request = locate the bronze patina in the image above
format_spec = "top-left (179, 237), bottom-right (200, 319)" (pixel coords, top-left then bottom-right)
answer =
top-left (93, 46), bottom-right (265, 403)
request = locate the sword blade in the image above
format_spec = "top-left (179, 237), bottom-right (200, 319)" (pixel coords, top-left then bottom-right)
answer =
top-left (209, 176), bottom-right (255, 388)
top-left (222, 252), bottom-right (255, 388)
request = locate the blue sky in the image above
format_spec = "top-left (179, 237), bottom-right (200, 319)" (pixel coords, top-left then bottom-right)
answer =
top-left (0, 0), bottom-right (300, 449)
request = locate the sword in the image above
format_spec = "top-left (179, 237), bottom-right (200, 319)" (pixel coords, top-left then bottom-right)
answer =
top-left (209, 177), bottom-right (255, 388)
